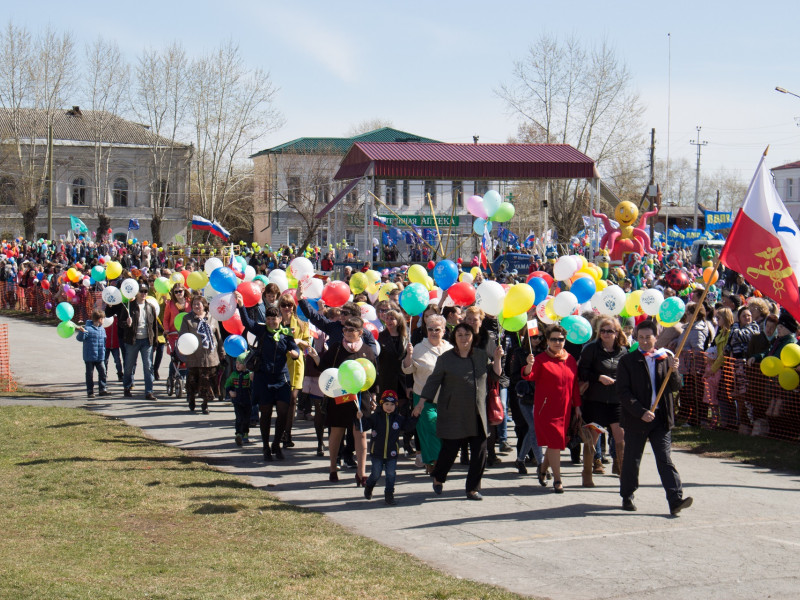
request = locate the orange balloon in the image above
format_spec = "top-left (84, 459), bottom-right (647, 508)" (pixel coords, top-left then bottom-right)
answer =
top-left (702, 267), bottom-right (719, 285)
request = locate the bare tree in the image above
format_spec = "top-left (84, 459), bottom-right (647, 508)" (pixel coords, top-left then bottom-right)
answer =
top-left (346, 118), bottom-right (394, 137)
top-left (189, 40), bottom-right (283, 236)
top-left (0, 22), bottom-right (75, 238)
top-left (133, 42), bottom-right (192, 243)
top-left (498, 34), bottom-right (645, 240)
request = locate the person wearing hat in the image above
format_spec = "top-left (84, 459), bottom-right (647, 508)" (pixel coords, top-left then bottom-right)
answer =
top-left (224, 352), bottom-right (254, 446)
top-left (359, 390), bottom-right (418, 506)
top-left (117, 283), bottom-right (159, 400)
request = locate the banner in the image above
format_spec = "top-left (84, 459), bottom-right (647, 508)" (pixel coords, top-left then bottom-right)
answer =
top-left (69, 215), bottom-right (88, 235)
top-left (683, 228), bottom-right (703, 243)
top-left (704, 210), bottom-right (733, 231)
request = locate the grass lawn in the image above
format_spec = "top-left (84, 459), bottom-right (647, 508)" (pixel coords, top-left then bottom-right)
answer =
top-left (0, 406), bottom-right (527, 600)
top-left (672, 426), bottom-right (800, 474)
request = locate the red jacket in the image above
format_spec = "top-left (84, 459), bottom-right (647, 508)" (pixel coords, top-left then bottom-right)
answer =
top-left (522, 351), bottom-right (581, 450)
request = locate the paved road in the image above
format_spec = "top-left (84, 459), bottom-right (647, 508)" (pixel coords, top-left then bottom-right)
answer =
top-left (3, 313), bottom-right (800, 599)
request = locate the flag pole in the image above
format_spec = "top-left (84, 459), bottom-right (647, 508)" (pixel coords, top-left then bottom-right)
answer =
top-left (368, 191), bottom-right (439, 255)
top-left (426, 193), bottom-right (446, 259)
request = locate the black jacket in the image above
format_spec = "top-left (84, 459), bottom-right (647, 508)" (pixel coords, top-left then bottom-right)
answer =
top-left (578, 340), bottom-right (628, 405)
top-left (364, 409), bottom-right (417, 459)
top-left (616, 350), bottom-right (682, 431)
top-left (117, 300), bottom-right (158, 346)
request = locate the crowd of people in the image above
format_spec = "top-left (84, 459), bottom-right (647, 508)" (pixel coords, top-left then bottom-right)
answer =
top-left (2, 235), bottom-right (798, 513)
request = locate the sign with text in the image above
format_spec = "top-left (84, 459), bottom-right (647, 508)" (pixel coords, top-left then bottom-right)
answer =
top-left (346, 214), bottom-right (460, 227)
top-left (703, 210), bottom-right (733, 231)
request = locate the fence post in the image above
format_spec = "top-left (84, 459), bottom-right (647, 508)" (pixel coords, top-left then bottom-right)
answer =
top-left (0, 323), bottom-right (16, 392)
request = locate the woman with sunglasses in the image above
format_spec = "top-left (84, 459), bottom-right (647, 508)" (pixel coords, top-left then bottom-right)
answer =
top-left (577, 317), bottom-right (629, 486)
top-left (522, 324), bottom-right (582, 493)
top-left (163, 283), bottom-right (189, 384)
top-left (278, 295), bottom-right (311, 449)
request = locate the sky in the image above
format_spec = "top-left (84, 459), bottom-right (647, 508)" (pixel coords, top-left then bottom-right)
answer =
top-left (7, 0), bottom-right (800, 191)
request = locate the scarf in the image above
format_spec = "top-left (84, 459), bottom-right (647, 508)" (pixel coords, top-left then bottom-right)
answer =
top-left (267, 325), bottom-right (291, 342)
top-left (197, 318), bottom-right (216, 351)
top-left (545, 348), bottom-right (568, 360)
top-left (640, 347), bottom-right (670, 361)
top-left (343, 339), bottom-right (363, 353)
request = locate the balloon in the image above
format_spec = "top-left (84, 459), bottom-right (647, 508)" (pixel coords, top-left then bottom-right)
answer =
top-left (204, 257), bottom-right (224, 275)
top-left (473, 218), bottom-right (491, 236)
top-left (659, 297), bottom-right (686, 323)
top-left (102, 286), bottom-right (122, 306)
top-left (407, 264), bottom-right (428, 284)
top-left (589, 291), bottom-right (605, 314)
top-left (760, 356), bottom-right (783, 377)
top-left (55, 302), bottom-right (74, 322)
top-left (562, 315), bottom-right (593, 344)
top-left (498, 312), bottom-right (527, 332)
top-left (91, 266), bottom-right (106, 282)
top-left (151, 277), bottom-right (169, 295)
top-left (350, 272), bottom-right (368, 294)
top-left (470, 266), bottom-right (481, 278)
top-left (145, 296), bottom-right (160, 315)
top-left (475, 281), bottom-right (505, 316)
top-left (224, 334), bottom-right (248, 357)
top-left (781, 343), bottom-right (800, 368)
top-left (319, 368), bottom-right (346, 397)
top-left (702, 267), bottom-right (719, 286)
top-left (243, 265), bottom-right (256, 282)
top-left (483, 190), bottom-right (502, 217)
top-left (364, 270), bottom-right (382, 294)
top-left (466, 195), bottom-right (488, 219)
top-left (378, 282), bottom-right (397, 302)
top-left (253, 275), bottom-right (269, 287)
top-left (570, 277), bottom-right (596, 305)
top-left (552, 291), bottom-right (578, 318)
top-left (174, 312), bottom-right (188, 331)
top-left (448, 281), bottom-right (477, 307)
top-left (490, 201), bottom-right (515, 222)
top-left (67, 268), bottom-right (80, 283)
top-left (600, 285), bottom-right (626, 316)
top-left (665, 268), bottom-right (691, 291)
top-left (237, 281), bottom-right (261, 308)
top-left (120, 278), bottom-right (140, 300)
top-left (356, 357), bottom-right (377, 391)
top-left (102, 316), bottom-right (114, 328)
top-left (170, 272), bottom-right (185, 287)
top-left (624, 290), bottom-right (644, 317)
top-left (208, 292), bottom-right (237, 321)
top-left (269, 269), bottom-right (288, 293)
top-left (209, 267), bottom-right (238, 294)
top-left (222, 311), bottom-right (245, 335)
top-left (338, 360), bottom-right (367, 394)
top-left (363, 321), bottom-right (379, 340)
top-left (41, 280), bottom-right (50, 290)
top-left (553, 256), bottom-right (578, 282)
top-left (177, 333), bottom-right (199, 355)
top-left (502, 283), bottom-right (535, 318)
top-left (302, 277), bottom-right (323, 299)
top-left (82, 277), bottom-right (92, 288)
top-left (778, 367), bottom-right (800, 390)
top-left (640, 289), bottom-right (665, 316)
top-left (459, 272), bottom-right (474, 284)
top-left (290, 257), bottom-right (314, 280)
top-left (187, 271), bottom-right (209, 290)
top-left (433, 260), bottom-right (459, 290)
top-left (320, 281), bottom-right (350, 307)
top-left (529, 271), bottom-right (554, 288)
top-left (536, 299), bottom-right (555, 325)
top-left (400, 283), bottom-right (429, 316)
top-left (65, 288), bottom-right (76, 300)
top-left (56, 320), bottom-right (76, 338)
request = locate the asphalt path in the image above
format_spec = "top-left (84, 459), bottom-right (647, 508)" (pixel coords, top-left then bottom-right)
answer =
top-left (3, 313), bottom-right (800, 599)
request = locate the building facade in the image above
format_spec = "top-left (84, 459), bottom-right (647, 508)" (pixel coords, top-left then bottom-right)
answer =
top-left (772, 161), bottom-right (800, 222)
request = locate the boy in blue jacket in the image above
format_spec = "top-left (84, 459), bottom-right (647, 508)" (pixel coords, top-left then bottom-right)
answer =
top-left (359, 390), bottom-right (417, 505)
top-left (76, 309), bottom-right (108, 398)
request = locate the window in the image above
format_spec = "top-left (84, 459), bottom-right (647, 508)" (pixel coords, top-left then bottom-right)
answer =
top-left (424, 181), bottom-right (436, 206)
top-left (314, 178), bottom-right (329, 205)
top-left (287, 176), bottom-right (301, 204)
top-left (344, 229), bottom-right (358, 247)
top-left (318, 229), bottom-right (328, 247)
top-left (385, 180), bottom-right (397, 206)
top-left (0, 177), bottom-right (15, 206)
top-left (288, 227), bottom-right (300, 246)
top-left (71, 177), bottom-right (87, 206)
top-left (112, 178), bottom-right (128, 207)
top-left (788, 178), bottom-right (794, 199)
top-left (452, 181), bottom-right (463, 207)
top-left (474, 181), bottom-right (488, 196)
top-left (402, 180), bottom-right (410, 206)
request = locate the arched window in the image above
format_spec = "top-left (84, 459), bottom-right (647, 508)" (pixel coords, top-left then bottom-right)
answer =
top-left (0, 177), bottom-right (15, 206)
top-left (112, 177), bottom-right (128, 207)
top-left (72, 177), bottom-right (87, 206)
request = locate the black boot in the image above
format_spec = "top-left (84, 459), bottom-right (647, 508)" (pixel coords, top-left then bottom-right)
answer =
top-left (364, 484), bottom-right (374, 500)
top-left (188, 396), bottom-right (196, 412)
top-left (384, 491), bottom-right (396, 506)
top-left (263, 446), bottom-right (273, 462)
top-left (271, 443), bottom-right (284, 460)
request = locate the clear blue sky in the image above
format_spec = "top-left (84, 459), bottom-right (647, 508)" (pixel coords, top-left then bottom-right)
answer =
top-left (8, 0), bottom-right (800, 183)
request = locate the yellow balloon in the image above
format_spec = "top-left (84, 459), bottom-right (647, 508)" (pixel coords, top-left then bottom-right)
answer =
top-left (760, 356), bottom-right (783, 378)
top-left (423, 276), bottom-right (435, 291)
top-left (577, 256), bottom-right (588, 269)
top-left (470, 266), bottom-right (481, 278)
top-left (365, 269), bottom-right (382, 294)
top-left (502, 283), bottom-right (535, 318)
top-left (106, 261), bottom-right (122, 280)
top-left (625, 290), bottom-right (644, 317)
top-left (408, 264), bottom-right (427, 284)
top-left (544, 299), bottom-right (559, 322)
top-left (378, 282), bottom-right (397, 302)
top-left (591, 265), bottom-right (604, 280)
top-left (170, 272), bottom-right (185, 286)
top-left (186, 271), bottom-right (208, 290)
top-left (67, 267), bottom-right (80, 283)
top-left (350, 272), bottom-right (368, 294)
top-left (781, 343), bottom-right (800, 368)
top-left (656, 313), bottom-right (677, 327)
top-left (595, 279), bottom-right (608, 292)
top-left (778, 367), bottom-right (800, 390)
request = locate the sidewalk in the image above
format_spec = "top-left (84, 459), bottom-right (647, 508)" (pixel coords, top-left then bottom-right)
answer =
top-left (3, 313), bottom-right (800, 600)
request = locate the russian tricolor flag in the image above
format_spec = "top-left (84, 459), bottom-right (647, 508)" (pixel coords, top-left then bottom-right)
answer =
top-left (372, 214), bottom-right (388, 229)
top-left (212, 221), bottom-right (231, 241)
top-left (192, 215), bottom-right (213, 232)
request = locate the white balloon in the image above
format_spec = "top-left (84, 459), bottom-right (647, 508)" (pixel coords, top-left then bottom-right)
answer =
top-left (82, 277), bottom-right (92, 288)
top-left (553, 256), bottom-right (578, 282)
top-left (536, 299), bottom-right (555, 325)
top-left (102, 316), bottom-right (114, 328)
top-left (120, 278), bottom-right (139, 300)
top-left (204, 257), bottom-right (224, 275)
top-left (359, 303), bottom-right (377, 322)
top-left (601, 285), bottom-right (626, 316)
top-left (475, 281), bottom-right (505, 316)
top-left (460, 272), bottom-right (474, 284)
top-left (552, 291), bottom-right (578, 317)
top-left (244, 265), bottom-right (256, 282)
top-left (145, 296), bottom-right (160, 313)
top-left (209, 292), bottom-right (237, 321)
top-left (269, 269), bottom-right (288, 293)
top-left (202, 283), bottom-right (219, 301)
top-left (177, 333), bottom-right (199, 355)
top-left (302, 277), bottom-right (323, 299)
top-left (640, 288), bottom-right (665, 316)
top-left (367, 291), bottom-right (379, 304)
top-left (290, 257), bottom-right (314, 280)
top-left (319, 367), bottom-right (346, 397)
top-left (589, 291), bottom-right (606, 314)
top-left (102, 286), bottom-right (122, 306)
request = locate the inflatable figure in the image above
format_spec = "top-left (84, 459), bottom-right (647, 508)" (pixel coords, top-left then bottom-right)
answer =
top-left (700, 245), bottom-right (716, 269)
top-left (545, 245), bottom-right (558, 264)
top-left (597, 249), bottom-right (610, 280)
top-left (592, 201), bottom-right (658, 262)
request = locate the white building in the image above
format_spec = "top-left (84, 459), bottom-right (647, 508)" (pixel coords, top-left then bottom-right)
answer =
top-left (0, 107), bottom-right (192, 242)
top-left (772, 161), bottom-right (800, 222)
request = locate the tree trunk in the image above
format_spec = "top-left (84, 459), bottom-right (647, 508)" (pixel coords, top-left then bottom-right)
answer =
top-left (22, 206), bottom-right (38, 240)
top-left (97, 214), bottom-right (111, 242)
top-left (151, 214), bottom-right (162, 245)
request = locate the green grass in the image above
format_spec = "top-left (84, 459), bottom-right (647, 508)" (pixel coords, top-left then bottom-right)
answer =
top-left (0, 406), bottom-right (528, 600)
top-left (672, 426), bottom-right (800, 474)
top-left (0, 387), bottom-right (47, 398)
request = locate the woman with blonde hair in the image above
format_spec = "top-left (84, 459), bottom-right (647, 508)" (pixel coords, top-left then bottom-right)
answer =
top-left (277, 294), bottom-right (312, 449)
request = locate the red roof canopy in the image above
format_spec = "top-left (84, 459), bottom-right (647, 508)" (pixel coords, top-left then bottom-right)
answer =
top-left (333, 142), bottom-right (596, 181)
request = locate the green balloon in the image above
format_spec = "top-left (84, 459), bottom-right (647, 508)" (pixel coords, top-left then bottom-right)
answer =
top-left (628, 341), bottom-right (639, 353)
top-left (338, 360), bottom-right (367, 394)
top-left (154, 277), bottom-right (171, 295)
top-left (499, 312), bottom-right (527, 332)
top-left (562, 315), bottom-right (592, 344)
top-left (57, 320), bottom-right (76, 338)
top-left (490, 202), bottom-right (515, 223)
top-left (174, 312), bottom-right (188, 331)
top-left (659, 297), bottom-right (685, 323)
top-left (55, 302), bottom-right (74, 322)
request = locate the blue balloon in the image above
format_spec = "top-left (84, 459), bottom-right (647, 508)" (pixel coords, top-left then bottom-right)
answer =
top-left (297, 298), bottom-right (319, 322)
top-left (36, 272), bottom-right (44, 281)
top-left (209, 267), bottom-right (238, 293)
top-left (527, 276), bottom-right (549, 306)
top-left (223, 334), bottom-right (248, 357)
top-left (433, 259), bottom-right (458, 290)
top-left (570, 277), bottom-right (597, 304)
top-left (473, 218), bottom-right (493, 236)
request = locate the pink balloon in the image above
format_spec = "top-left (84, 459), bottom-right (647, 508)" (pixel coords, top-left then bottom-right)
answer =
top-left (466, 195), bottom-right (489, 219)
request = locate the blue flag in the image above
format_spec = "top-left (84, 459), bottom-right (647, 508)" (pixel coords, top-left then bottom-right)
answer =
top-left (128, 218), bottom-right (140, 231)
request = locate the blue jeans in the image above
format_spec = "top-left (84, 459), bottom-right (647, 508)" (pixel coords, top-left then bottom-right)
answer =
top-left (123, 339), bottom-right (154, 394)
top-left (366, 456), bottom-right (397, 494)
top-left (497, 387), bottom-right (509, 443)
top-left (518, 401), bottom-right (544, 465)
top-left (85, 360), bottom-right (107, 394)
top-left (104, 347), bottom-right (122, 377)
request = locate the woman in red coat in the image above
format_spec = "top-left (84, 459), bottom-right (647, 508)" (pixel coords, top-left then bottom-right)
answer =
top-left (522, 324), bottom-right (581, 493)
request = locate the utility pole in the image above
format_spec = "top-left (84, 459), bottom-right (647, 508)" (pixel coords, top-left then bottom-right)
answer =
top-left (647, 129), bottom-right (656, 241)
top-left (47, 124), bottom-right (54, 240)
top-left (715, 189), bottom-right (720, 211)
top-left (690, 126), bottom-right (708, 230)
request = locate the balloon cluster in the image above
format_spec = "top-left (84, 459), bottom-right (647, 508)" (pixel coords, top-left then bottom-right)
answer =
top-left (466, 190), bottom-right (515, 237)
top-left (319, 359), bottom-right (376, 398)
top-left (760, 343), bottom-right (800, 390)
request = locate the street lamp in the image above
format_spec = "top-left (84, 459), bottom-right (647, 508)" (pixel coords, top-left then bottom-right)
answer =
top-left (776, 86), bottom-right (800, 100)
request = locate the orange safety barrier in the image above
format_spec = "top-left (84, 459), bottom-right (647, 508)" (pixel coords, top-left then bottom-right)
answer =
top-left (0, 323), bottom-right (17, 392)
top-left (0, 281), bottom-right (102, 321)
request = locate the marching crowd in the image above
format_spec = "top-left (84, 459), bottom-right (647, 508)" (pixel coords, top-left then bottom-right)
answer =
top-left (3, 236), bottom-right (797, 514)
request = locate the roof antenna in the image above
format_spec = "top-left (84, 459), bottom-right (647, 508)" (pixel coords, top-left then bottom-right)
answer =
top-left (473, 135), bottom-right (479, 145)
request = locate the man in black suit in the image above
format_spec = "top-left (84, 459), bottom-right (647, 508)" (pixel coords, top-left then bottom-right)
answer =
top-left (616, 319), bottom-right (693, 516)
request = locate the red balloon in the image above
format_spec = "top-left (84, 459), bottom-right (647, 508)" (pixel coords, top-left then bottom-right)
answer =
top-left (528, 271), bottom-right (554, 288)
top-left (180, 270), bottom-right (191, 284)
top-left (363, 321), bottom-right (379, 340)
top-left (41, 280), bottom-right (50, 290)
top-left (501, 284), bottom-right (511, 292)
top-left (98, 257), bottom-right (105, 264)
top-left (107, 228), bottom-right (113, 234)
top-left (321, 281), bottom-right (350, 307)
top-left (237, 281), bottom-right (261, 308)
top-left (447, 281), bottom-right (476, 306)
top-left (222, 311), bottom-right (245, 335)
top-left (427, 261), bottom-right (435, 270)
top-left (281, 289), bottom-right (297, 303)
top-left (456, 258), bottom-right (463, 264)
